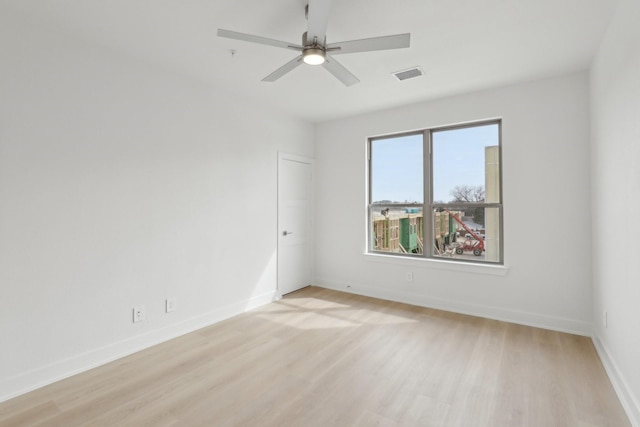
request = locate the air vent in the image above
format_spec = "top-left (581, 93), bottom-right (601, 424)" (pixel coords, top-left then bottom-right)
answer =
top-left (393, 67), bottom-right (424, 81)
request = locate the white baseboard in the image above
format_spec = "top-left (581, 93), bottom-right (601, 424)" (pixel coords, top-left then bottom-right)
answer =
top-left (0, 290), bottom-right (276, 403)
top-left (314, 277), bottom-right (592, 336)
top-left (592, 336), bottom-right (640, 427)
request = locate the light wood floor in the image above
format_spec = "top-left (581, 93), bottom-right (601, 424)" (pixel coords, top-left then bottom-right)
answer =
top-left (0, 287), bottom-right (630, 427)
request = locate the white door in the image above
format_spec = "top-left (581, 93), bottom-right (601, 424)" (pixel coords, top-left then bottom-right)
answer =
top-left (277, 153), bottom-right (313, 296)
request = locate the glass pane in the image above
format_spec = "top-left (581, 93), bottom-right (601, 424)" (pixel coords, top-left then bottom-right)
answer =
top-left (371, 206), bottom-right (424, 255)
top-left (432, 124), bottom-right (499, 204)
top-left (371, 134), bottom-right (423, 204)
top-left (432, 207), bottom-right (501, 263)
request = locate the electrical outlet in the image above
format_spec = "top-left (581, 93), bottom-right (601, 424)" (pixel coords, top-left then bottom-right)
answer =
top-left (166, 298), bottom-right (177, 313)
top-left (133, 305), bottom-right (146, 323)
top-left (604, 311), bottom-right (608, 328)
top-left (406, 272), bottom-right (413, 283)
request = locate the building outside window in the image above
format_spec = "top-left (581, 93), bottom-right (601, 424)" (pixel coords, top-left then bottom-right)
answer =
top-left (368, 120), bottom-right (502, 264)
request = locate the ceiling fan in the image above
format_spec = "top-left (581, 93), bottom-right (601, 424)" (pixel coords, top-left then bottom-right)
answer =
top-left (217, 0), bottom-right (410, 86)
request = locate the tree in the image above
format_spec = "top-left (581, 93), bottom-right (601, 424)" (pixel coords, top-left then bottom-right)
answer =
top-left (450, 185), bottom-right (485, 203)
top-left (472, 207), bottom-right (484, 227)
top-left (450, 185), bottom-right (485, 226)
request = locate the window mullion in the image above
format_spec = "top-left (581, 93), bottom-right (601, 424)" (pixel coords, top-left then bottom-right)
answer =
top-left (423, 129), bottom-right (432, 258)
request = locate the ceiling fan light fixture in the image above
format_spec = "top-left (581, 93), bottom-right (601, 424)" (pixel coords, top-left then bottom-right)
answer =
top-left (303, 48), bottom-right (326, 65)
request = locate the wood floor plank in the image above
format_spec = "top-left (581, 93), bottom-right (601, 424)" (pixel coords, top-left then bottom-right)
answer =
top-left (443, 318), bottom-right (507, 426)
top-left (559, 333), bottom-right (630, 426)
top-left (0, 287), bottom-right (631, 426)
top-left (0, 401), bottom-right (60, 427)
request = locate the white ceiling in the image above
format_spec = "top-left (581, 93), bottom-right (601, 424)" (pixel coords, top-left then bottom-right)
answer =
top-left (3, 0), bottom-right (617, 123)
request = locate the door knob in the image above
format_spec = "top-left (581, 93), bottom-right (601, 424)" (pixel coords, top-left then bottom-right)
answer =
top-left (282, 230), bottom-right (293, 236)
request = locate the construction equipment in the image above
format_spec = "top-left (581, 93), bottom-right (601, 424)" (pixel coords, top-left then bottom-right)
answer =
top-left (443, 209), bottom-right (485, 256)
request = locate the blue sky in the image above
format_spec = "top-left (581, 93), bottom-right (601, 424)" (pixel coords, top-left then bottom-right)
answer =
top-left (371, 124), bottom-right (499, 203)
top-left (371, 134), bottom-right (423, 203)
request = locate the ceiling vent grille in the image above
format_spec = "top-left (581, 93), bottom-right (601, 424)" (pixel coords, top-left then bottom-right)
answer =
top-left (393, 67), bottom-right (424, 81)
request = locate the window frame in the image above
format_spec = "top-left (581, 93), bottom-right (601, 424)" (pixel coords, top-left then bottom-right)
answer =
top-left (367, 119), bottom-right (503, 265)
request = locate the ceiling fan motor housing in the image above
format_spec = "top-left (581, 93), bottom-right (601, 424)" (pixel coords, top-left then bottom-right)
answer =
top-left (302, 31), bottom-right (325, 48)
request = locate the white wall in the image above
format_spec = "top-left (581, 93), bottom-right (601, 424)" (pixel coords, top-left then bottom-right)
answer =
top-left (590, 0), bottom-right (640, 423)
top-left (0, 10), bottom-right (314, 401)
top-left (315, 72), bottom-right (593, 335)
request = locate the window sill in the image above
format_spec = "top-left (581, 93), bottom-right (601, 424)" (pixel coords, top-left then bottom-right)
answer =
top-left (363, 252), bottom-right (509, 276)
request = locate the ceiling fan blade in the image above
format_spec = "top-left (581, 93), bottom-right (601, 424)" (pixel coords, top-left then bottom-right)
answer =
top-left (327, 33), bottom-right (410, 55)
top-left (307, 0), bottom-right (333, 43)
top-left (262, 55), bottom-right (304, 82)
top-left (218, 29), bottom-right (302, 51)
top-left (322, 55), bottom-right (359, 86)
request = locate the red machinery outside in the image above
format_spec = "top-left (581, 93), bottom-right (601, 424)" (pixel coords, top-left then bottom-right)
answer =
top-left (444, 209), bottom-right (485, 256)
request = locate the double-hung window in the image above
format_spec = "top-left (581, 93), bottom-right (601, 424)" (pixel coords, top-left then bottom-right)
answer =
top-left (368, 120), bottom-right (502, 264)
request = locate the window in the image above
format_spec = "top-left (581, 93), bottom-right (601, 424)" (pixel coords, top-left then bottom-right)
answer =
top-left (368, 120), bottom-right (502, 264)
